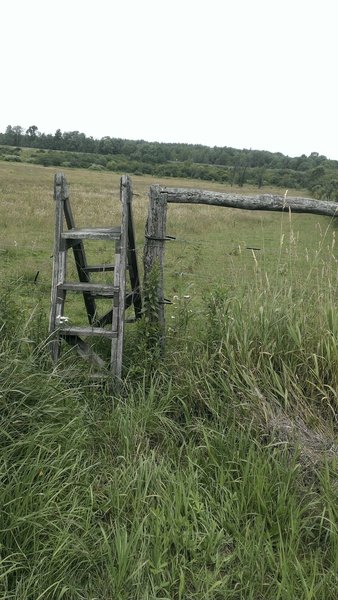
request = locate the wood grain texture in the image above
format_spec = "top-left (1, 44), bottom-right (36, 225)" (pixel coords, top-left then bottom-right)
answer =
top-left (62, 227), bottom-right (121, 240)
top-left (59, 282), bottom-right (116, 296)
top-left (49, 173), bottom-right (67, 361)
top-left (61, 174), bottom-right (97, 323)
top-left (113, 175), bottom-right (129, 378)
top-left (160, 188), bottom-right (338, 217)
top-left (60, 326), bottom-right (118, 338)
top-left (143, 185), bottom-right (168, 337)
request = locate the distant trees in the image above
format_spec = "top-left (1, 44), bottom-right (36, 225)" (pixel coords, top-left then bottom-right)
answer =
top-left (3, 125), bottom-right (24, 145)
top-left (1, 124), bottom-right (338, 198)
top-left (26, 125), bottom-right (38, 138)
top-left (311, 179), bottom-right (338, 202)
top-left (53, 129), bottom-right (63, 149)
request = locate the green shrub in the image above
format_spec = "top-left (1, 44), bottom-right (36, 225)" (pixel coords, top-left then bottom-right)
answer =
top-left (2, 154), bottom-right (21, 162)
top-left (88, 163), bottom-right (106, 171)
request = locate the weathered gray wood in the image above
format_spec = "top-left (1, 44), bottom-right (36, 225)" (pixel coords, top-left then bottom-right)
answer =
top-left (143, 185), bottom-right (168, 336)
top-left (60, 282), bottom-right (116, 296)
top-left (49, 174), bottom-right (67, 361)
top-left (83, 264), bottom-right (115, 273)
top-left (62, 227), bottom-right (121, 240)
top-left (111, 176), bottom-right (129, 379)
top-left (50, 173), bottom-right (141, 380)
top-left (110, 237), bottom-right (121, 374)
top-left (60, 326), bottom-right (118, 338)
top-left (161, 187), bottom-right (338, 218)
top-left (60, 175), bottom-right (97, 324)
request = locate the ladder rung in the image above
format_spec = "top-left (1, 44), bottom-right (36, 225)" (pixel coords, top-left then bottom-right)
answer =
top-left (60, 326), bottom-right (118, 338)
top-left (62, 227), bottom-right (121, 240)
top-left (83, 264), bottom-right (115, 273)
top-left (59, 282), bottom-right (117, 297)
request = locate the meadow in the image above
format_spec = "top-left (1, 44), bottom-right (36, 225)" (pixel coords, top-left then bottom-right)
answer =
top-left (0, 162), bottom-right (337, 599)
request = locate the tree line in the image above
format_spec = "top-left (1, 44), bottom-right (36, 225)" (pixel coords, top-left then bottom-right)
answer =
top-left (1, 124), bottom-right (338, 199)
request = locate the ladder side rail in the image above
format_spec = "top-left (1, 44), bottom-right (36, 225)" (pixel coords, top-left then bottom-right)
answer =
top-left (111, 176), bottom-right (129, 379)
top-left (117, 176), bottom-right (129, 376)
top-left (125, 176), bottom-right (143, 319)
top-left (49, 173), bottom-right (67, 361)
top-left (61, 177), bottom-right (97, 324)
top-left (110, 237), bottom-right (121, 376)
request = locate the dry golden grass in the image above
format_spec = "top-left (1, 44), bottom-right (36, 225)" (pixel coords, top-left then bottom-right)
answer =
top-left (0, 160), bottom-right (310, 251)
top-left (0, 162), bottom-right (240, 284)
top-left (1, 161), bottom-right (336, 322)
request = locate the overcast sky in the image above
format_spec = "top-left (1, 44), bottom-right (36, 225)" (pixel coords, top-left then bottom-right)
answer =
top-left (1, 0), bottom-right (337, 158)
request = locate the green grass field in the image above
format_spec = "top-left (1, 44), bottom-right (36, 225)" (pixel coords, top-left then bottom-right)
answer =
top-left (1, 162), bottom-right (337, 599)
top-left (1, 161), bottom-right (335, 316)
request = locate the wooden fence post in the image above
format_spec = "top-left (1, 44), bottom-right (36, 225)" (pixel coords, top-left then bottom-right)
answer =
top-left (143, 185), bottom-right (168, 343)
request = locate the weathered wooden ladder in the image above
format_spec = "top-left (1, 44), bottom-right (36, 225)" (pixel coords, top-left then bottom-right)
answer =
top-left (49, 173), bottom-right (142, 379)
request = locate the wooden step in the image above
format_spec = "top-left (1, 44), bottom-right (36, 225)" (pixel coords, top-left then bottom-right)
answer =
top-left (62, 227), bottom-right (121, 240)
top-left (83, 264), bottom-right (129, 273)
top-left (59, 282), bottom-right (117, 297)
top-left (59, 326), bottom-right (118, 338)
top-left (83, 264), bottom-right (115, 273)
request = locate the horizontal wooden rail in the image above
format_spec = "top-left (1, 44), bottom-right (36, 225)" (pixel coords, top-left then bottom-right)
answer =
top-left (159, 188), bottom-right (338, 218)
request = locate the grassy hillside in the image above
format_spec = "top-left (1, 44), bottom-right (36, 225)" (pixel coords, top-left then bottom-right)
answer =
top-left (2, 137), bottom-right (338, 198)
top-left (0, 162), bottom-right (337, 599)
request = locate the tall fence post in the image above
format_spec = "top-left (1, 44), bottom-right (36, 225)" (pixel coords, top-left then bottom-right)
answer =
top-left (143, 185), bottom-right (168, 345)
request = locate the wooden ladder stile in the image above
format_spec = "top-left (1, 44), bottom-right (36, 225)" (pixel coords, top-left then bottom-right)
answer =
top-left (49, 173), bottom-right (142, 380)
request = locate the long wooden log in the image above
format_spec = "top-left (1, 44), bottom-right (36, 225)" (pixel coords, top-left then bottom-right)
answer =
top-left (160, 188), bottom-right (338, 218)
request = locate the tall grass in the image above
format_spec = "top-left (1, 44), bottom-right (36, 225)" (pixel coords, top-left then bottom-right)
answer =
top-left (1, 264), bottom-right (337, 599)
top-left (0, 164), bottom-right (337, 598)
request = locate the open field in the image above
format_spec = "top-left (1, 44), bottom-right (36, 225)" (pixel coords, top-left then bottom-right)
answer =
top-left (1, 162), bottom-right (337, 599)
top-left (1, 161), bottom-right (336, 316)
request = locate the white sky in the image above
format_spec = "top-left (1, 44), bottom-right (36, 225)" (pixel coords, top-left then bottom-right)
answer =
top-left (1, 0), bottom-right (337, 159)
